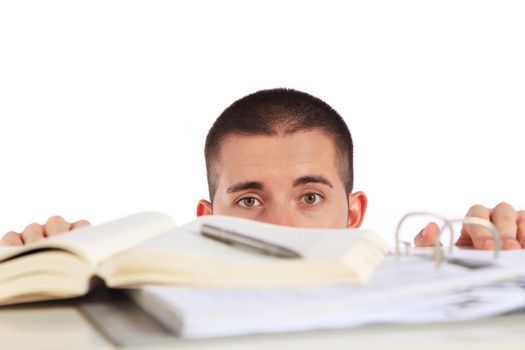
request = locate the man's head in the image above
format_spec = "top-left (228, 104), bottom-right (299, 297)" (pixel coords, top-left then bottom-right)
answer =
top-left (197, 88), bottom-right (367, 228)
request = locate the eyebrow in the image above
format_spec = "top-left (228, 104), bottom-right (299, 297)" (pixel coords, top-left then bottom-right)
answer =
top-left (226, 181), bottom-right (264, 193)
top-left (292, 175), bottom-right (333, 188)
top-left (226, 175), bottom-right (333, 194)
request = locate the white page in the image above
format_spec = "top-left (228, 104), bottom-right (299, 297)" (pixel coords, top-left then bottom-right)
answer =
top-left (0, 211), bottom-right (176, 266)
top-left (130, 214), bottom-right (389, 261)
top-left (178, 283), bottom-right (525, 338)
top-left (0, 247), bottom-right (19, 258)
top-left (449, 248), bottom-right (525, 266)
top-left (132, 254), bottom-right (525, 338)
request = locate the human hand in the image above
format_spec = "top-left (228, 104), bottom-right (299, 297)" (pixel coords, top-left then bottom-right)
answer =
top-left (0, 216), bottom-right (91, 247)
top-left (414, 202), bottom-right (525, 250)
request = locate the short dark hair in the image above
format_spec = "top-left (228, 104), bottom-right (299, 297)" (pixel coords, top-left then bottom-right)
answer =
top-left (204, 88), bottom-right (353, 202)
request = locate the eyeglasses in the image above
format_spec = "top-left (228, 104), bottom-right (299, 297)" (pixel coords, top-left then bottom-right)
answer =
top-left (394, 211), bottom-right (501, 268)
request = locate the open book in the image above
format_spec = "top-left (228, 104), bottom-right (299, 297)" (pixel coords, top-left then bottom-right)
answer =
top-left (0, 212), bottom-right (389, 306)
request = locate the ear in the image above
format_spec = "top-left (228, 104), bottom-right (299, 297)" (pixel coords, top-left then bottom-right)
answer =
top-left (347, 191), bottom-right (367, 228)
top-left (196, 199), bottom-right (213, 217)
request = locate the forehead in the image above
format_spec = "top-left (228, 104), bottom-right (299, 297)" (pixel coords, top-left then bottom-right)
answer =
top-left (215, 131), bottom-right (341, 186)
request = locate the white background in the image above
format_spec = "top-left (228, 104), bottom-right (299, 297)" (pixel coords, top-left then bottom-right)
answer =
top-left (0, 1), bottom-right (523, 244)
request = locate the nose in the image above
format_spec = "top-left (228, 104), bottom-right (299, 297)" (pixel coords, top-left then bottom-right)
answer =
top-left (263, 203), bottom-right (302, 227)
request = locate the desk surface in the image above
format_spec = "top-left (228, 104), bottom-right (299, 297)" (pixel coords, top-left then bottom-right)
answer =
top-left (2, 300), bottom-right (525, 350)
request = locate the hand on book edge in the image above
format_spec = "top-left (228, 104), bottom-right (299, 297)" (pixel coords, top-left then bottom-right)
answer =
top-left (0, 216), bottom-right (91, 247)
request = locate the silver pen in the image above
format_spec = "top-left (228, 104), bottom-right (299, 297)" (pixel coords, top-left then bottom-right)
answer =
top-left (200, 224), bottom-right (302, 259)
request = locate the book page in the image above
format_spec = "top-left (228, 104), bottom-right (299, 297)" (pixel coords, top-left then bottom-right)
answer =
top-left (0, 247), bottom-right (19, 260)
top-left (97, 214), bottom-right (389, 288)
top-left (412, 247), bottom-right (525, 269)
top-left (127, 214), bottom-right (389, 261)
top-left (0, 211), bottom-right (176, 266)
top-left (132, 254), bottom-right (525, 338)
top-left (135, 279), bottom-right (525, 338)
top-left (137, 254), bottom-right (525, 319)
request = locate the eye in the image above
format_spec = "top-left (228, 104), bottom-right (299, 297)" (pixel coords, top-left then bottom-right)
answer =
top-left (300, 192), bottom-right (323, 206)
top-left (236, 197), bottom-right (262, 208)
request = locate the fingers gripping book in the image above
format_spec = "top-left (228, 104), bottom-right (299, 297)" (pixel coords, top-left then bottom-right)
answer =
top-left (0, 212), bottom-right (389, 305)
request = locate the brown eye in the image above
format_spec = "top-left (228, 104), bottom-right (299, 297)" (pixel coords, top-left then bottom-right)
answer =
top-left (237, 197), bottom-right (261, 208)
top-left (243, 198), bottom-right (256, 207)
top-left (302, 193), bottom-right (322, 205)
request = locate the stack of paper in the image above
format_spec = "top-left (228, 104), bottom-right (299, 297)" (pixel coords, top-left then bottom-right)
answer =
top-left (130, 252), bottom-right (525, 338)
